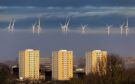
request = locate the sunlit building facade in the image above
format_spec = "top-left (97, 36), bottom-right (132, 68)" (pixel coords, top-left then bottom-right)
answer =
top-left (85, 50), bottom-right (107, 75)
top-left (52, 50), bottom-right (73, 80)
top-left (19, 49), bottom-right (40, 80)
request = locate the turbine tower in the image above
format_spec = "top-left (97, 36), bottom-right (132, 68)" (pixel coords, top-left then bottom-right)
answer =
top-left (106, 25), bottom-right (111, 36)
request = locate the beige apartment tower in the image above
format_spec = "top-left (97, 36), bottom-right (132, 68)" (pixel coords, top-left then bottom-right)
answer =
top-left (85, 50), bottom-right (107, 75)
top-left (19, 49), bottom-right (40, 80)
top-left (52, 50), bottom-right (73, 80)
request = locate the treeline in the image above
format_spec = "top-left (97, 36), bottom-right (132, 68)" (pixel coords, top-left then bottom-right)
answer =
top-left (0, 54), bottom-right (135, 84)
top-left (49, 54), bottom-right (135, 84)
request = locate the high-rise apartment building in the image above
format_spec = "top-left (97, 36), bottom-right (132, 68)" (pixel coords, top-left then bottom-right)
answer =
top-left (85, 50), bottom-right (107, 75)
top-left (19, 49), bottom-right (40, 80)
top-left (52, 50), bottom-right (73, 80)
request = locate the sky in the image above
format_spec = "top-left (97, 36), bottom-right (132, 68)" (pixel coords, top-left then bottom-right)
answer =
top-left (0, 0), bottom-right (135, 62)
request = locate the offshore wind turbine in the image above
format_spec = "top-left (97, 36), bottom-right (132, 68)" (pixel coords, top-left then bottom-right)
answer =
top-left (125, 18), bottom-right (129, 36)
top-left (8, 19), bottom-right (12, 32)
top-left (65, 18), bottom-right (70, 32)
top-left (60, 23), bottom-right (65, 32)
top-left (60, 17), bottom-right (70, 33)
top-left (32, 23), bottom-right (36, 34)
top-left (8, 19), bottom-right (15, 32)
top-left (32, 17), bottom-right (42, 34)
top-left (81, 24), bottom-right (87, 34)
top-left (11, 19), bottom-right (15, 32)
top-left (106, 25), bottom-right (111, 36)
top-left (120, 24), bottom-right (124, 36)
top-left (37, 17), bottom-right (42, 34)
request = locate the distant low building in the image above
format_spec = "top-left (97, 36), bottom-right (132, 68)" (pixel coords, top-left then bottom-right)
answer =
top-left (124, 57), bottom-right (135, 69)
top-left (74, 68), bottom-right (85, 79)
top-left (12, 65), bottom-right (19, 78)
top-left (45, 58), bottom-right (52, 71)
top-left (40, 57), bottom-right (51, 80)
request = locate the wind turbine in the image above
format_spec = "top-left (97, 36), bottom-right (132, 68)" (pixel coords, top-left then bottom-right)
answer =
top-left (65, 18), bottom-right (70, 32)
top-left (81, 24), bottom-right (87, 34)
top-left (37, 17), bottom-right (42, 34)
top-left (32, 23), bottom-right (36, 34)
top-left (8, 19), bottom-right (12, 32)
top-left (106, 25), bottom-right (111, 36)
top-left (125, 18), bottom-right (129, 36)
top-left (11, 19), bottom-right (15, 32)
top-left (8, 19), bottom-right (15, 32)
top-left (60, 23), bottom-right (65, 32)
top-left (120, 24), bottom-right (124, 36)
top-left (60, 17), bottom-right (70, 33)
top-left (32, 17), bottom-right (42, 34)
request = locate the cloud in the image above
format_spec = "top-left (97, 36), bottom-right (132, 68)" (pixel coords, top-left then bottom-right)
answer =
top-left (0, 6), bottom-right (135, 21)
top-left (1, 6), bottom-right (135, 29)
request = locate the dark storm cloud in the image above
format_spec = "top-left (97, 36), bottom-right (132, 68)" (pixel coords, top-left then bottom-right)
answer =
top-left (0, 0), bottom-right (135, 7)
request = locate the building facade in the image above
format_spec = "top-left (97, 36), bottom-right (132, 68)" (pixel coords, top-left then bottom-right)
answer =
top-left (85, 50), bottom-right (107, 75)
top-left (19, 49), bottom-right (40, 80)
top-left (52, 50), bottom-right (73, 80)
